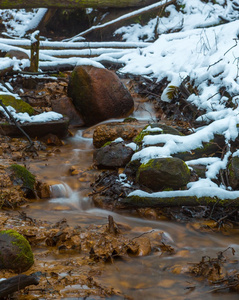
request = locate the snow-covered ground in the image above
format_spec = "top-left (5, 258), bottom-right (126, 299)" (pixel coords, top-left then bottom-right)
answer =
top-left (1, 0), bottom-right (239, 198)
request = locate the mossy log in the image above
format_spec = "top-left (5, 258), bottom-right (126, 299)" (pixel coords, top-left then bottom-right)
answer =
top-left (0, 0), bottom-right (159, 9)
top-left (121, 195), bottom-right (239, 207)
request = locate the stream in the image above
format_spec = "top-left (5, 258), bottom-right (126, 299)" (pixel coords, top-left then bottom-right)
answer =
top-left (20, 103), bottom-right (239, 300)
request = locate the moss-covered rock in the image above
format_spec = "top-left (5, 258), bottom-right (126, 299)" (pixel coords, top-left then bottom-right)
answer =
top-left (228, 156), bottom-right (239, 189)
top-left (134, 123), bottom-right (183, 149)
top-left (0, 229), bottom-right (34, 272)
top-left (136, 157), bottom-right (190, 191)
top-left (174, 134), bottom-right (225, 161)
top-left (0, 95), bottom-right (34, 115)
top-left (9, 164), bottom-right (36, 198)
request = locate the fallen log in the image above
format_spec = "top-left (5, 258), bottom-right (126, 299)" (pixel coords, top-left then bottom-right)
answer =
top-left (0, 0), bottom-right (158, 9)
top-left (121, 195), bottom-right (239, 207)
top-left (0, 274), bottom-right (39, 298)
top-left (67, 0), bottom-right (176, 39)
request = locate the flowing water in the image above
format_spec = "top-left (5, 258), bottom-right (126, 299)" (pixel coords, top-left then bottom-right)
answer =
top-left (22, 103), bottom-right (239, 300)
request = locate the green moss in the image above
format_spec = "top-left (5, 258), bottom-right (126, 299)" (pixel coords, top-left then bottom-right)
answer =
top-left (0, 95), bottom-right (34, 115)
top-left (9, 164), bottom-right (36, 190)
top-left (102, 141), bottom-right (112, 147)
top-left (134, 125), bottom-right (163, 147)
top-left (123, 117), bottom-right (138, 123)
top-left (0, 229), bottom-right (34, 271)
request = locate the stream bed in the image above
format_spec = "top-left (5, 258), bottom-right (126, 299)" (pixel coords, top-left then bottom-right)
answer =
top-left (19, 121), bottom-right (239, 300)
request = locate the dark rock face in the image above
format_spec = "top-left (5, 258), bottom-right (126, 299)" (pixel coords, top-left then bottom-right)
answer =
top-left (0, 230), bottom-right (34, 272)
top-left (228, 156), bottom-right (239, 189)
top-left (136, 157), bottom-right (191, 191)
top-left (94, 142), bottom-right (134, 168)
top-left (68, 65), bottom-right (134, 126)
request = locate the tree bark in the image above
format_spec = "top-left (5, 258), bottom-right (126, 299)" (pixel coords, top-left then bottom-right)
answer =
top-left (0, 0), bottom-right (159, 9)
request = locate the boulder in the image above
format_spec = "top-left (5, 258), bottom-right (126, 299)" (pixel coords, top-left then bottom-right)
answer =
top-left (94, 142), bottom-right (134, 168)
top-left (93, 121), bottom-right (144, 148)
top-left (68, 65), bottom-right (134, 126)
top-left (228, 156), bottom-right (239, 189)
top-left (136, 157), bottom-right (190, 191)
top-left (51, 96), bottom-right (85, 126)
top-left (0, 229), bottom-right (34, 272)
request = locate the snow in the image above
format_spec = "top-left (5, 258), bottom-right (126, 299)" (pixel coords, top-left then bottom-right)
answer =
top-left (0, 105), bottom-right (63, 123)
top-left (1, 2), bottom-right (239, 199)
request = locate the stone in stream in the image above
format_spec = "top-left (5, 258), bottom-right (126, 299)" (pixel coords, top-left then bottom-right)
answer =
top-left (94, 142), bottom-right (134, 168)
top-left (68, 65), bottom-right (134, 126)
top-left (0, 229), bottom-right (34, 272)
top-left (93, 120), bottom-right (144, 148)
top-left (136, 157), bottom-right (191, 191)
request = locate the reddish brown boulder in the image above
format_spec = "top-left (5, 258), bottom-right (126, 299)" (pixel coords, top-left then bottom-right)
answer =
top-left (68, 65), bottom-right (134, 126)
top-left (51, 96), bottom-right (85, 126)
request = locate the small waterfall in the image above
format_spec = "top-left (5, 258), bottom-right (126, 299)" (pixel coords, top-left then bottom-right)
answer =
top-left (50, 183), bottom-right (92, 210)
top-left (50, 183), bottom-right (73, 198)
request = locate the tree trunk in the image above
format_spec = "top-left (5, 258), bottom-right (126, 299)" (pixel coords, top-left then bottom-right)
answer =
top-left (0, 0), bottom-right (159, 9)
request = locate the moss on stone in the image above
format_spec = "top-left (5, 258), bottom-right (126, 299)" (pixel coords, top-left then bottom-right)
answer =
top-left (0, 95), bottom-right (34, 115)
top-left (102, 141), bottom-right (112, 147)
top-left (0, 229), bottom-right (34, 272)
top-left (9, 164), bottom-right (36, 191)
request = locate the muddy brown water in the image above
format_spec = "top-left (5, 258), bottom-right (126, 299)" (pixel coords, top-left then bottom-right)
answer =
top-left (21, 109), bottom-right (239, 299)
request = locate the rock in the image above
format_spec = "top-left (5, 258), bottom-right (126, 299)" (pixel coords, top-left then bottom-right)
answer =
top-left (0, 116), bottom-right (69, 138)
top-left (136, 157), bottom-right (191, 191)
top-left (174, 134), bottom-right (225, 161)
top-left (128, 237), bottom-right (151, 256)
top-left (94, 142), bottom-right (134, 168)
top-left (5, 50), bottom-right (29, 60)
top-left (35, 181), bottom-right (51, 198)
top-left (41, 133), bottom-right (63, 146)
top-left (93, 121), bottom-right (144, 148)
top-left (0, 95), bottom-right (34, 115)
top-left (8, 164), bottom-right (36, 198)
top-left (228, 156), bottom-right (239, 189)
top-left (134, 123), bottom-right (183, 148)
top-left (51, 96), bottom-right (85, 126)
top-left (68, 65), bottom-right (134, 125)
top-left (190, 164), bottom-right (207, 178)
top-left (0, 229), bottom-right (34, 272)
